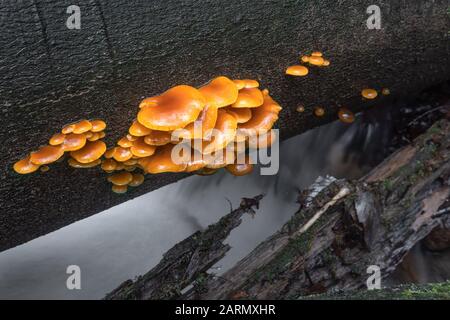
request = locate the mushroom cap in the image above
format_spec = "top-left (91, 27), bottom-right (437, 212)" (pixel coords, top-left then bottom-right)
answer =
top-left (61, 133), bottom-right (87, 151)
top-left (226, 157), bottom-right (253, 176)
top-left (314, 106), bottom-right (325, 117)
top-left (101, 158), bottom-right (117, 171)
top-left (118, 136), bottom-right (134, 148)
top-left (382, 88), bottom-right (390, 95)
top-left (286, 65), bottom-right (309, 76)
top-left (130, 137), bottom-right (157, 158)
top-left (174, 105), bottom-right (218, 140)
top-left (205, 149), bottom-right (236, 169)
top-left (137, 85), bottom-right (206, 131)
top-left (68, 158), bottom-right (101, 168)
top-left (338, 108), bottom-right (355, 123)
top-left (112, 184), bottom-right (128, 194)
top-left (233, 79), bottom-right (259, 90)
top-left (237, 91), bottom-right (282, 136)
top-left (361, 88), bottom-right (378, 99)
top-left (224, 107), bottom-right (252, 123)
top-left (49, 133), bottom-right (66, 145)
top-left (13, 156), bottom-right (40, 174)
top-left (87, 132), bottom-right (102, 141)
top-left (139, 144), bottom-right (187, 173)
top-left (311, 51), bottom-right (323, 57)
top-left (197, 109), bottom-right (238, 154)
top-left (231, 88), bottom-right (264, 109)
top-left (198, 76), bottom-right (238, 108)
top-left (72, 120), bottom-right (93, 134)
top-left (104, 148), bottom-right (115, 159)
top-left (126, 134), bottom-right (139, 141)
top-left (128, 173), bottom-right (145, 187)
top-left (124, 165), bottom-right (136, 172)
top-left (308, 56), bottom-right (325, 66)
top-left (70, 140), bottom-right (106, 164)
top-left (322, 60), bottom-right (330, 66)
top-left (144, 130), bottom-right (173, 146)
top-left (124, 158), bottom-right (138, 166)
top-left (129, 120), bottom-right (152, 137)
top-left (196, 167), bottom-right (218, 176)
top-left (248, 130), bottom-right (276, 149)
top-left (296, 105), bottom-right (305, 113)
top-left (30, 145), bottom-right (64, 165)
top-left (40, 165), bottom-right (50, 172)
top-left (185, 151), bottom-right (207, 172)
top-left (138, 96), bottom-right (160, 109)
top-left (90, 120), bottom-right (106, 132)
top-left (112, 146), bottom-right (133, 162)
top-left (108, 171), bottom-right (133, 185)
top-left (61, 123), bottom-right (75, 134)
top-left (301, 56), bottom-right (309, 63)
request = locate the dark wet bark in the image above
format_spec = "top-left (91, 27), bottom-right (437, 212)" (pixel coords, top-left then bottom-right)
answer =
top-left (106, 118), bottom-right (450, 299)
top-left (1, 0), bottom-right (449, 251)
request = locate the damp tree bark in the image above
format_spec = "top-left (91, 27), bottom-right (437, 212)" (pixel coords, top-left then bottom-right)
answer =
top-left (106, 118), bottom-right (450, 299)
top-left (1, 0), bottom-right (449, 251)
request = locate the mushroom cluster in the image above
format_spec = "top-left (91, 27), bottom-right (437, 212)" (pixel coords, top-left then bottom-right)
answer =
top-left (286, 51), bottom-right (330, 77)
top-left (13, 119), bottom-right (107, 174)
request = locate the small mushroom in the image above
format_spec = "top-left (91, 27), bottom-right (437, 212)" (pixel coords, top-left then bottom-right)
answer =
top-left (361, 88), bottom-right (378, 99)
top-left (197, 109), bottom-right (238, 154)
top-left (185, 149), bottom-right (207, 172)
top-left (382, 88), bottom-right (390, 95)
top-left (13, 156), bottom-right (40, 174)
top-left (199, 76), bottom-right (239, 108)
top-left (233, 79), bottom-right (259, 89)
top-left (30, 145), bottom-right (64, 165)
top-left (128, 173), bottom-right (145, 187)
top-left (338, 108), bottom-right (355, 124)
top-left (308, 56), bottom-right (325, 66)
top-left (322, 60), bottom-right (330, 66)
top-left (301, 56), bottom-right (309, 63)
top-left (118, 136), bottom-right (134, 148)
top-left (296, 105), bottom-right (305, 113)
top-left (314, 106), bottom-right (325, 117)
top-left (196, 167), bottom-right (218, 176)
top-left (129, 120), bottom-right (152, 137)
top-left (139, 144), bottom-right (187, 173)
top-left (137, 85), bottom-right (206, 131)
top-left (61, 133), bottom-right (87, 151)
top-left (226, 156), bottom-right (253, 176)
top-left (49, 133), bottom-right (66, 146)
top-left (101, 158), bottom-right (117, 171)
top-left (205, 149), bottom-right (235, 169)
top-left (40, 165), bottom-right (50, 172)
top-left (108, 171), bottom-right (133, 186)
top-left (62, 123), bottom-right (75, 134)
top-left (224, 107), bottom-right (252, 123)
top-left (104, 148), bottom-right (115, 159)
top-left (173, 105), bottom-right (218, 140)
top-left (311, 51), bottom-right (323, 57)
top-left (111, 146), bottom-right (133, 162)
top-left (130, 137), bottom-right (156, 158)
top-left (87, 132), bottom-right (102, 141)
top-left (112, 184), bottom-right (128, 194)
top-left (286, 65), bottom-right (309, 76)
top-left (143, 130), bottom-right (173, 146)
top-left (90, 120), bottom-right (106, 132)
top-left (70, 140), bottom-right (106, 163)
top-left (231, 88), bottom-right (264, 108)
top-left (72, 120), bottom-right (93, 134)
top-left (124, 158), bottom-right (138, 166)
top-left (68, 158), bottom-right (101, 168)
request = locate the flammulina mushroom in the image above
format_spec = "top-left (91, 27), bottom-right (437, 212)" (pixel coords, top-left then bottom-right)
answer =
top-left (118, 136), bottom-right (134, 148)
top-left (143, 130), bottom-right (172, 146)
top-left (61, 133), bottom-right (87, 151)
top-left (139, 144), bottom-right (187, 173)
top-left (128, 173), bottom-right (145, 187)
top-left (49, 133), bottom-right (66, 146)
top-left (13, 156), bottom-right (40, 174)
top-left (224, 107), bottom-right (252, 124)
top-left (382, 88), bottom-right (390, 95)
top-left (90, 120), bottom-right (106, 132)
top-left (68, 158), bottom-right (101, 168)
top-left (311, 51), bottom-right (323, 57)
top-left (361, 88), bottom-right (378, 99)
top-left (237, 91), bottom-right (282, 136)
top-left (111, 146), bottom-right (133, 162)
top-left (30, 145), bottom-right (64, 165)
top-left (130, 137), bottom-right (156, 158)
top-left (137, 85), bottom-right (206, 131)
top-left (184, 150), bottom-right (207, 172)
top-left (196, 109), bottom-right (238, 154)
top-left (233, 79), bottom-right (259, 90)
top-left (199, 76), bottom-right (239, 108)
top-left (301, 56), bottom-right (309, 63)
top-left (87, 132), bottom-right (103, 142)
top-left (296, 105), bottom-right (305, 113)
top-left (101, 158), bottom-right (117, 172)
top-left (231, 88), bottom-right (264, 109)
top-left (108, 171), bottom-right (133, 186)
top-left (285, 65), bottom-right (309, 76)
top-left (338, 108), bottom-right (355, 124)
top-left (40, 165), bottom-right (50, 172)
top-left (129, 120), bottom-right (152, 137)
top-left (72, 120), bottom-right (93, 134)
top-left (314, 106), bottom-right (325, 117)
top-left (70, 140), bottom-right (106, 164)
top-left (196, 167), bottom-right (218, 176)
top-left (308, 55), bottom-right (325, 66)
top-left (205, 149), bottom-right (235, 169)
top-left (173, 105), bottom-right (218, 140)
top-left (112, 184), bottom-right (128, 194)
top-left (225, 156), bottom-right (253, 176)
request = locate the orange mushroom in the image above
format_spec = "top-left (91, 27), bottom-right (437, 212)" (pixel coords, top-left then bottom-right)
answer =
top-left (40, 165), bottom-right (50, 172)
top-left (30, 145), bottom-right (64, 165)
top-left (104, 148), bottom-right (115, 159)
top-left (13, 156), bottom-right (40, 174)
top-left (62, 123), bottom-right (75, 134)
top-left (308, 56), bottom-right (325, 66)
top-left (137, 85), bottom-right (206, 131)
top-left (231, 88), bottom-right (264, 109)
top-left (87, 132), bottom-right (102, 142)
top-left (173, 105), bottom-right (218, 140)
top-left (205, 149), bottom-right (235, 169)
top-left (124, 158), bottom-right (138, 166)
top-left (185, 150), bottom-right (207, 172)
top-left (112, 184), bottom-right (128, 194)
top-left (226, 156), bottom-right (254, 176)
top-left (108, 171), bottom-right (133, 185)
top-left (111, 146), bottom-right (133, 162)
top-left (130, 137), bottom-right (156, 158)
top-left (338, 108), bottom-right (355, 124)
top-left (301, 56), bottom-right (309, 63)
top-left (196, 167), bottom-right (218, 176)
top-left (138, 96), bottom-right (160, 109)
top-left (70, 140), bottom-right (106, 164)
top-left (143, 130), bottom-right (172, 146)
top-left (126, 134), bottom-right (139, 141)
top-left (72, 120), bottom-right (93, 134)
top-left (101, 158), bottom-right (117, 171)
top-left (224, 107), bottom-right (252, 124)
top-left (139, 144), bottom-right (187, 173)
top-left (129, 120), bottom-right (152, 137)
top-left (237, 91), bottom-right (282, 136)
top-left (311, 51), bottom-right (323, 57)
top-left (61, 133), bottom-right (87, 151)
top-left (118, 136), bottom-right (134, 148)
top-left (128, 173), bottom-right (145, 187)
top-left (90, 120), bottom-right (106, 132)
top-left (68, 158), bottom-right (101, 168)
top-left (199, 76), bottom-right (239, 108)
top-left (361, 88), bottom-right (378, 99)
top-left (49, 133), bottom-right (66, 146)
top-left (314, 106), bottom-right (325, 117)
top-left (286, 65), bottom-right (309, 76)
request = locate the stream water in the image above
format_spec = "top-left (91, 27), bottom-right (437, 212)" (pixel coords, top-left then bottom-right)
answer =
top-left (0, 110), bottom-right (403, 299)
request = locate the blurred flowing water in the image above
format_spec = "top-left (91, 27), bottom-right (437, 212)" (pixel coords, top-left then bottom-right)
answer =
top-left (0, 111), bottom-right (395, 299)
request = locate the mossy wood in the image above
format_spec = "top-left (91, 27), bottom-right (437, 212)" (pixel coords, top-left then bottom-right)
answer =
top-left (1, 0), bottom-right (449, 251)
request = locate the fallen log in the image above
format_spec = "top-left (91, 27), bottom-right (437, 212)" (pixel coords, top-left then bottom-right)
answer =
top-left (106, 118), bottom-right (450, 299)
top-left (1, 0), bottom-right (449, 251)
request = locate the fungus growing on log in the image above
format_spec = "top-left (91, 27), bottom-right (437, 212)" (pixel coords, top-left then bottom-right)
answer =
top-left (70, 140), bottom-right (106, 164)
top-left (61, 133), bottom-right (87, 151)
top-left (286, 65), bottom-right (309, 76)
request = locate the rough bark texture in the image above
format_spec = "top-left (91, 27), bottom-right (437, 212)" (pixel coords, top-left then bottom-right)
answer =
top-left (1, 0), bottom-right (449, 251)
top-left (106, 119), bottom-right (450, 300)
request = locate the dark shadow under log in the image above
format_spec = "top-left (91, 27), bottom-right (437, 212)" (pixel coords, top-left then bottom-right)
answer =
top-left (1, 0), bottom-right (449, 251)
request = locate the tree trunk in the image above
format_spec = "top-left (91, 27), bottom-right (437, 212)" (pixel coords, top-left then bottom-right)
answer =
top-left (105, 118), bottom-right (450, 299)
top-left (1, 0), bottom-right (449, 251)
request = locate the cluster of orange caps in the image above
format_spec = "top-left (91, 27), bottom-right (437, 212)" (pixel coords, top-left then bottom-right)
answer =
top-left (13, 76), bottom-right (282, 194)
top-left (285, 51), bottom-right (330, 77)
